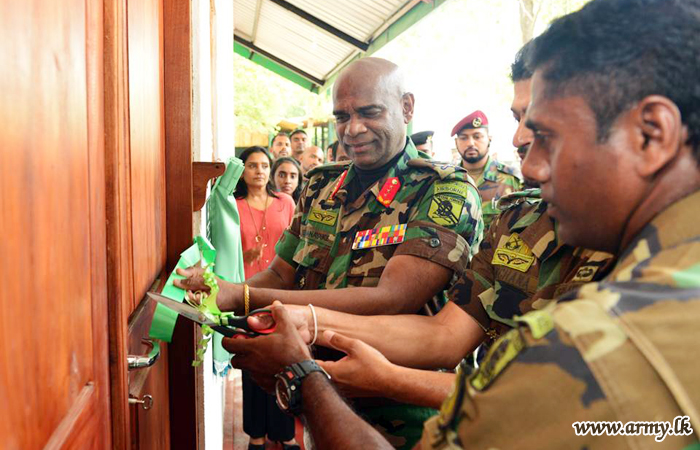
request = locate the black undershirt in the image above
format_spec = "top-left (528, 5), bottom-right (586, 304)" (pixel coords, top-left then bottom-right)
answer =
top-left (346, 150), bottom-right (405, 204)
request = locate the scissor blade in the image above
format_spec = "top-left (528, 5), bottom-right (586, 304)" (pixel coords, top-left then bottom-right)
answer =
top-left (147, 292), bottom-right (217, 326)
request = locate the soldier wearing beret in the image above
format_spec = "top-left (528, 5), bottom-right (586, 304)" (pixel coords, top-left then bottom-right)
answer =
top-left (411, 130), bottom-right (435, 157)
top-left (452, 110), bottom-right (522, 228)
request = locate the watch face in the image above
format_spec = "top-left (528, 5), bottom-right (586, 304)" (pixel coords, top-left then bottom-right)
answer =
top-left (275, 377), bottom-right (290, 411)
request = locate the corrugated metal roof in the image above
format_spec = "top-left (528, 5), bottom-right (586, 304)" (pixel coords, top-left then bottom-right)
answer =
top-left (234, 0), bottom-right (445, 91)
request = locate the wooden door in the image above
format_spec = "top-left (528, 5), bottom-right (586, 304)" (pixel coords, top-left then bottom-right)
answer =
top-left (104, 0), bottom-right (198, 449)
top-left (0, 0), bottom-right (111, 448)
top-left (104, 0), bottom-right (172, 448)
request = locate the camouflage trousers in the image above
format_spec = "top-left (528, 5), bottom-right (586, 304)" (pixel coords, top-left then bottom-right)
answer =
top-left (358, 404), bottom-right (438, 450)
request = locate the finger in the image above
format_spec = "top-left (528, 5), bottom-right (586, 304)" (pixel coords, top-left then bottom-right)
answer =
top-left (315, 359), bottom-right (336, 375)
top-left (269, 302), bottom-right (294, 333)
top-left (247, 313), bottom-right (275, 331)
top-left (175, 267), bottom-right (193, 277)
top-left (323, 330), bottom-right (360, 356)
top-left (221, 335), bottom-right (256, 354)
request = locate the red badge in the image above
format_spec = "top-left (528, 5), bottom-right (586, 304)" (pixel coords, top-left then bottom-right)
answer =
top-left (329, 170), bottom-right (348, 201)
top-left (376, 177), bottom-right (401, 207)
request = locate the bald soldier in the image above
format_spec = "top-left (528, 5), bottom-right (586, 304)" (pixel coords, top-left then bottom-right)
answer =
top-left (176, 57), bottom-right (483, 448)
top-left (214, 38), bottom-right (614, 414)
top-left (220, 0), bottom-right (700, 448)
top-left (453, 110), bottom-right (522, 227)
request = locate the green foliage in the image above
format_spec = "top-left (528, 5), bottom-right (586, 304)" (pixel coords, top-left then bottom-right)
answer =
top-left (234, 54), bottom-right (331, 134)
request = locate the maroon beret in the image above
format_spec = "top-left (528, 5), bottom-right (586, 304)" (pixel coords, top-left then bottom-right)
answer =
top-left (451, 110), bottom-right (489, 136)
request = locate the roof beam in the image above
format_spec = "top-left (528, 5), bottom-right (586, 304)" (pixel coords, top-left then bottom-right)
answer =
top-left (267, 0), bottom-right (370, 51)
top-left (251, 0), bottom-right (263, 42)
top-left (234, 34), bottom-right (325, 87)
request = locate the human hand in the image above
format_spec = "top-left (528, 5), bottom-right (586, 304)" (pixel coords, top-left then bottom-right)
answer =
top-left (223, 301), bottom-right (313, 392)
top-left (316, 331), bottom-right (393, 398)
top-left (242, 244), bottom-right (264, 265)
top-left (173, 265), bottom-right (209, 293)
top-left (246, 303), bottom-right (312, 343)
top-left (173, 265), bottom-right (242, 312)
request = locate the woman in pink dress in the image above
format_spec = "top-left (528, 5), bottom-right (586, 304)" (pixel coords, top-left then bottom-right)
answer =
top-left (234, 146), bottom-right (297, 450)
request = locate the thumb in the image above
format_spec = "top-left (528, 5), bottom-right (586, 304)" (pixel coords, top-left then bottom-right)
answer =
top-left (315, 359), bottom-right (336, 378)
top-left (323, 330), bottom-right (359, 357)
top-left (270, 301), bottom-right (293, 332)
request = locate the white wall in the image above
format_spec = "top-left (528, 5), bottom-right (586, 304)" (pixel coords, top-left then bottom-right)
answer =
top-left (191, 0), bottom-right (236, 447)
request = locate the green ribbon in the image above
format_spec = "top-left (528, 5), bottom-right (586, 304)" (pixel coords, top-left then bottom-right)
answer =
top-left (148, 236), bottom-right (217, 343)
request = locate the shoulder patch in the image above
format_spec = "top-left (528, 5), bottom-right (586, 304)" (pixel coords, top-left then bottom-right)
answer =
top-left (305, 160), bottom-right (351, 178)
top-left (492, 232), bottom-right (536, 272)
top-left (407, 158), bottom-right (465, 180)
top-left (470, 328), bottom-right (525, 391)
top-left (496, 188), bottom-right (542, 211)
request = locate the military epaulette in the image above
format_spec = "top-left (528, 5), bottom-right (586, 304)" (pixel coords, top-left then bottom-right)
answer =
top-left (406, 158), bottom-right (465, 180)
top-left (493, 160), bottom-right (521, 178)
top-left (496, 188), bottom-right (541, 211)
top-left (305, 160), bottom-right (351, 179)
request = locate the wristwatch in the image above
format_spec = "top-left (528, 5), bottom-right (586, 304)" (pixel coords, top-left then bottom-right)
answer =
top-left (275, 360), bottom-right (330, 415)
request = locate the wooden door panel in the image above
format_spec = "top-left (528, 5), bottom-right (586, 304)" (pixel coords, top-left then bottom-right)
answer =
top-left (128, 0), bottom-right (167, 309)
top-left (0, 0), bottom-right (109, 448)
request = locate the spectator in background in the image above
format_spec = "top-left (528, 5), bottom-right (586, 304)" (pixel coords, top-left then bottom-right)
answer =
top-left (327, 140), bottom-right (351, 163)
top-left (411, 130), bottom-right (435, 157)
top-left (326, 142), bottom-right (335, 163)
top-left (271, 156), bottom-right (302, 202)
top-left (289, 129), bottom-right (307, 162)
top-left (300, 145), bottom-right (325, 175)
top-left (270, 132), bottom-right (291, 159)
top-left (233, 146), bottom-right (299, 450)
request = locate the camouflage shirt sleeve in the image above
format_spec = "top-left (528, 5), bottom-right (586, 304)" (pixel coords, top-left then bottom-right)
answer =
top-left (275, 180), bottom-right (311, 268)
top-left (446, 215), bottom-right (500, 330)
top-left (393, 171), bottom-right (483, 276)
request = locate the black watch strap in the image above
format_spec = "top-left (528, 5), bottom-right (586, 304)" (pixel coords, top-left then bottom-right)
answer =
top-left (275, 360), bottom-right (329, 415)
top-left (287, 360), bottom-right (326, 378)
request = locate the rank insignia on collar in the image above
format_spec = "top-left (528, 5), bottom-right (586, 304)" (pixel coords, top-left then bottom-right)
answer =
top-left (492, 233), bottom-right (535, 272)
top-left (352, 224), bottom-right (407, 250)
top-left (329, 170), bottom-right (348, 202)
top-left (376, 177), bottom-right (401, 207)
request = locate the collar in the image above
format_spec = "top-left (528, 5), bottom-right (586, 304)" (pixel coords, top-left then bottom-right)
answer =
top-left (610, 189), bottom-right (700, 280)
top-left (333, 138), bottom-right (419, 208)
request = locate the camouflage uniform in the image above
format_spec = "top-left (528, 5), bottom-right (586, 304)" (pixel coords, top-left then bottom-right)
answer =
top-left (422, 190), bottom-right (700, 450)
top-left (450, 188), bottom-right (614, 342)
top-left (471, 156), bottom-right (522, 229)
top-left (275, 140), bottom-right (483, 449)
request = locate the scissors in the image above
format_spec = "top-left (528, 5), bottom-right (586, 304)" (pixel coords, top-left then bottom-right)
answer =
top-left (147, 292), bottom-right (275, 338)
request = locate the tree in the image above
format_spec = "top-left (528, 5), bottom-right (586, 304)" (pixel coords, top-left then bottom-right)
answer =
top-left (234, 54), bottom-right (331, 135)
